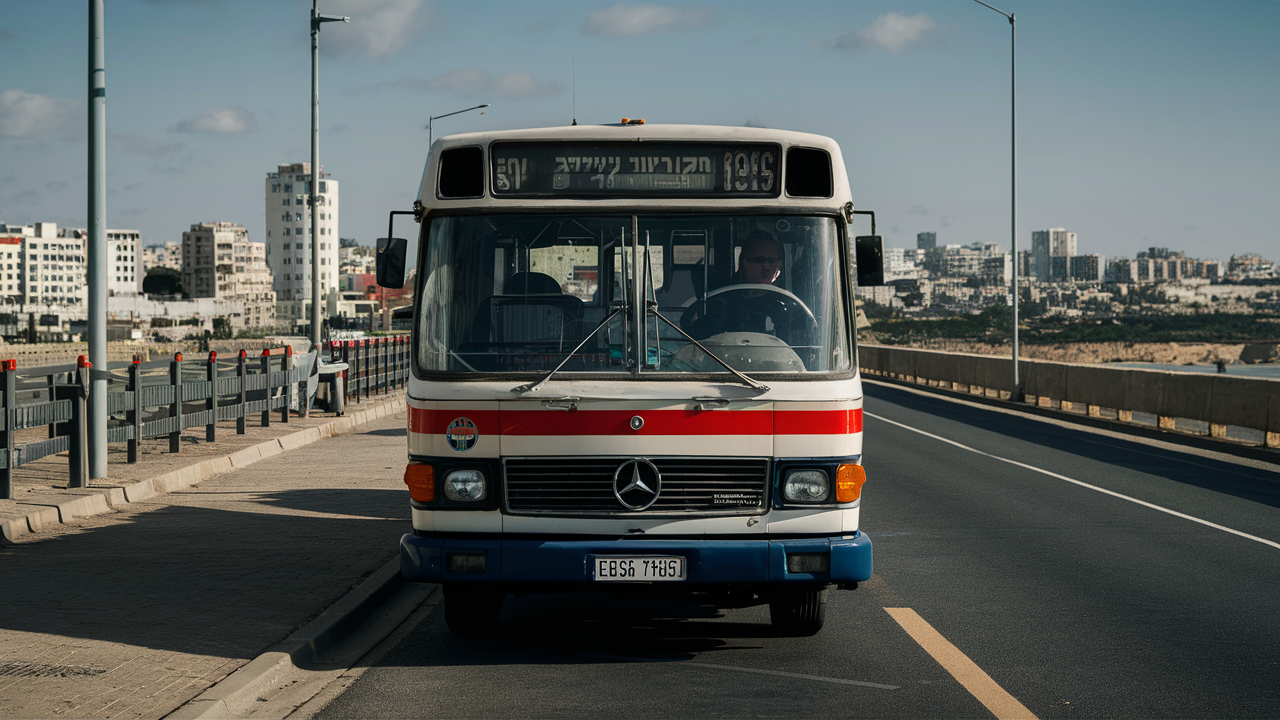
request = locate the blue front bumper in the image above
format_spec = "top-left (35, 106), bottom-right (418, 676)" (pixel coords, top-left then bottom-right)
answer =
top-left (400, 533), bottom-right (872, 585)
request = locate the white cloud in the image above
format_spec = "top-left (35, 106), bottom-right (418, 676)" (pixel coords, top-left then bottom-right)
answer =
top-left (0, 89), bottom-right (82, 138)
top-left (174, 106), bottom-right (256, 135)
top-left (424, 69), bottom-right (563, 100)
top-left (583, 4), bottom-right (714, 36)
top-left (817, 12), bottom-right (937, 54)
top-left (319, 1), bottom-right (430, 60)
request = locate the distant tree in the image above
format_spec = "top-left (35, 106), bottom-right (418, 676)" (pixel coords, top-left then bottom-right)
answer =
top-left (143, 267), bottom-right (185, 296)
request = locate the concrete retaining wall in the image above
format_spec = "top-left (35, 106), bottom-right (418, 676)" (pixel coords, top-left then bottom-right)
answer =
top-left (859, 344), bottom-right (1279, 448)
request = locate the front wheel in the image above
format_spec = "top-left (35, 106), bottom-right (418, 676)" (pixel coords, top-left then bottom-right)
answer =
top-left (443, 583), bottom-right (505, 637)
top-left (769, 587), bottom-right (828, 636)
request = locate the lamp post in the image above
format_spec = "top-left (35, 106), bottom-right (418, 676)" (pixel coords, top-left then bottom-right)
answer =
top-left (427, 104), bottom-right (490, 145)
top-left (973, 0), bottom-right (1021, 401)
top-left (311, 1), bottom-right (348, 353)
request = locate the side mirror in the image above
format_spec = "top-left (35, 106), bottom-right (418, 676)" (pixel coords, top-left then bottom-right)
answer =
top-left (376, 237), bottom-right (407, 289)
top-left (855, 235), bottom-right (885, 286)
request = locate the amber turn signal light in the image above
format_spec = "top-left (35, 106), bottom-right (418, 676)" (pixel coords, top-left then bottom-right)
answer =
top-left (836, 464), bottom-right (866, 503)
top-left (404, 463), bottom-right (435, 502)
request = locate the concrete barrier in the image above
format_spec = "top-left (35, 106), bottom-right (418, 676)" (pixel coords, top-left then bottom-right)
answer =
top-left (859, 344), bottom-right (1278, 447)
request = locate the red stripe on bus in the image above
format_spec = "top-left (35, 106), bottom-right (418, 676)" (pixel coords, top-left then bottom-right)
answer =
top-left (408, 407), bottom-right (862, 436)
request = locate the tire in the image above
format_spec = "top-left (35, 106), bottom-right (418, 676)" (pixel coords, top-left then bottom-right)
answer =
top-left (769, 587), bottom-right (828, 636)
top-left (443, 583), bottom-right (505, 637)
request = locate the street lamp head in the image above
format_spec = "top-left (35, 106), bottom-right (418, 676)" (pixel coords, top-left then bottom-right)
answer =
top-left (479, 104), bottom-right (491, 109)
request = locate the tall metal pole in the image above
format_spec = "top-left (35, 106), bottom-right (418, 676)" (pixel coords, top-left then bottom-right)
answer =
top-left (427, 104), bottom-right (490, 146)
top-left (973, 0), bottom-right (1021, 401)
top-left (309, 2), bottom-right (348, 351)
top-left (1010, 13), bottom-right (1021, 401)
top-left (88, 0), bottom-right (107, 479)
top-left (310, 1), bottom-right (321, 352)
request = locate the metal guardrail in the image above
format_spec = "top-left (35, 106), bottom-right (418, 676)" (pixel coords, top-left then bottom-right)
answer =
top-left (858, 344), bottom-right (1280, 448)
top-left (322, 335), bottom-right (411, 407)
top-left (0, 347), bottom-right (317, 500)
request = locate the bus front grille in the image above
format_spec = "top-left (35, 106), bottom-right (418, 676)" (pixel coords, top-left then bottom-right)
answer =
top-left (503, 457), bottom-right (770, 516)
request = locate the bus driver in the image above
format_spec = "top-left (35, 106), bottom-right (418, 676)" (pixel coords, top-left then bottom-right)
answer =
top-left (737, 231), bottom-right (782, 285)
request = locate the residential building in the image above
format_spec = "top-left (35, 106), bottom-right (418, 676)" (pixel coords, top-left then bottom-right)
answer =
top-left (1069, 254), bottom-right (1105, 283)
top-left (916, 231), bottom-right (937, 250)
top-left (181, 222), bottom-right (277, 328)
top-left (57, 227), bottom-right (142, 297)
top-left (142, 242), bottom-right (182, 272)
top-left (1031, 228), bottom-right (1076, 280)
top-left (264, 162), bottom-right (340, 319)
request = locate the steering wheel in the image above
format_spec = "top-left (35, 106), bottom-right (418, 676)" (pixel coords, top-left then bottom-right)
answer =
top-left (681, 283), bottom-right (819, 345)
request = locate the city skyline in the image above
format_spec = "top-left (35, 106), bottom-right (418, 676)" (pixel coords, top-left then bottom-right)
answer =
top-left (1, 0), bottom-right (1276, 262)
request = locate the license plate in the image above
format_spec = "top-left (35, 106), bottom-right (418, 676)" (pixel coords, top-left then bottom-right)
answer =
top-left (593, 555), bottom-right (686, 582)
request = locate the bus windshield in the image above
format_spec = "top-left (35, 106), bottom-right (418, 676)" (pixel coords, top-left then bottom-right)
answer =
top-left (417, 214), bottom-right (850, 376)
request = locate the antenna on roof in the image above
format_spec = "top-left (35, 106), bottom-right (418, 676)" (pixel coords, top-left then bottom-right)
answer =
top-left (572, 59), bottom-right (577, 126)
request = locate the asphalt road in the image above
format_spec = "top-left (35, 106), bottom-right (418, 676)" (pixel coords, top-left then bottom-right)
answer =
top-left (315, 382), bottom-right (1280, 719)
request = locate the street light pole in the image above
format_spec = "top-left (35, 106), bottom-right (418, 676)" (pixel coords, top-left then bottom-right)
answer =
top-left (310, 1), bottom-right (348, 353)
top-left (973, 0), bottom-right (1021, 401)
top-left (87, 0), bottom-right (107, 479)
top-left (427, 104), bottom-right (490, 145)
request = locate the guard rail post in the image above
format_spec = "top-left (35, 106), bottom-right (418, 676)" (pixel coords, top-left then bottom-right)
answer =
top-left (300, 343), bottom-right (309, 419)
top-left (206, 351), bottom-right (218, 443)
top-left (66, 355), bottom-right (89, 488)
top-left (260, 349), bottom-right (271, 428)
top-left (169, 352), bottom-right (183, 453)
top-left (237, 350), bottom-right (247, 434)
top-left (341, 340), bottom-right (351, 405)
top-left (282, 345), bottom-right (292, 424)
top-left (2, 360), bottom-right (16, 500)
top-left (127, 356), bottom-right (141, 463)
top-left (47, 371), bottom-right (57, 439)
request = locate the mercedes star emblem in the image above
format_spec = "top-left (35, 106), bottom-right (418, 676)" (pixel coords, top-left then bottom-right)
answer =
top-left (613, 459), bottom-right (661, 511)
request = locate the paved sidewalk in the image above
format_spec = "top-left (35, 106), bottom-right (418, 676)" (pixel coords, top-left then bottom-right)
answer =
top-left (0, 396), bottom-right (412, 719)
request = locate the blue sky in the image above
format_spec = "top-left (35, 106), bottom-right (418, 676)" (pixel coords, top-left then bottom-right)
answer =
top-left (2, 0), bottom-right (1276, 261)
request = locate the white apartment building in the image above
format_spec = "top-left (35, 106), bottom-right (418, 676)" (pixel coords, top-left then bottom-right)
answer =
top-left (0, 221), bottom-right (139, 312)
top-left (142, 241), bottom-right (182, 272)
top-left (181, 222), bottom-right (277, 328)
top-left (264, 162), bottom-right (340, 320)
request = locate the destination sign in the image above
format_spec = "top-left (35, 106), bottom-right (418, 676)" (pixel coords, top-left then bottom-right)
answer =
top-left (490, 142), bottom-right (781, 198)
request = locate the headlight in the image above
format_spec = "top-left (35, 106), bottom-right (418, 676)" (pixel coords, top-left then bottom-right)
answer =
top-left (443, 469), bottom-right (487, 501)
top-left (783, 469), bottom-right (829, 503)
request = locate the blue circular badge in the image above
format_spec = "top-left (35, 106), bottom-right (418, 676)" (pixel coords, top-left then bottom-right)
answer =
top-left (446, 417), bottom-right (478, 452)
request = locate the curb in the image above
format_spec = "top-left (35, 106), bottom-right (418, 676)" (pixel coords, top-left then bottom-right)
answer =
top-left (1, 397), bottom-right (407, 544)
top-left (166, 557), bottom-right (419, 720)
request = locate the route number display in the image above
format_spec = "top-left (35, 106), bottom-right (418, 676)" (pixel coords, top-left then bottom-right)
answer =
top-left (491, 142), bottom-right (780, 198)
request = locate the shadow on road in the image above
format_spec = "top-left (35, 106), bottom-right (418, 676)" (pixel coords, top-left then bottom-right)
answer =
top-left (864, 382), bottom-right (1280, 509)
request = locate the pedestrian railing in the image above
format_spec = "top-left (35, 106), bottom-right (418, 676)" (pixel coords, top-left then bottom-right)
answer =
top-left (323, 335), bottom-right (411, 407)
top-left (1, 336), bottom-right (415, 500)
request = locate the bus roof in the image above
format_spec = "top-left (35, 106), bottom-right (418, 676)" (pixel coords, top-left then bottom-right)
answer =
top-left (416, 123), bottom-right (854, 214)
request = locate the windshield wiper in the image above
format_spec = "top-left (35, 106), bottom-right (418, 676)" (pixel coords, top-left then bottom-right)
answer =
top-left (510, 307), bottom-right (624, 395)
top-left (640, 235), bottom-right (768, 395)
top-left (646, 303), bottom-right (769, 394)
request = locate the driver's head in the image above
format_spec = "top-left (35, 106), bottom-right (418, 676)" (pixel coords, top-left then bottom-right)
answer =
top-left (739, 232), bottom-right (782, 285)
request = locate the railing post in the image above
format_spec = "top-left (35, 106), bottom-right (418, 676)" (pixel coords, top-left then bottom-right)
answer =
top-left (341, 340), bottom-right (351, 405)
top-left (170, 352), bottom-right (183, 453)
top-left (67, 355), bottom-right (89, 488)
top-left (127, 356), bottom-right (141, 463)
top-left (261, 349), bottom-right (272, 427)
top-left (2, 359), bottom-right (16, 500)
top-left (206, 351), bottom-right (218, 443)
top-left (47, 371), bottom-right (57, 439)
top-left (237, 350), bottom-right (247, 435)
top-left (282, 345), bottom-right (292, 423)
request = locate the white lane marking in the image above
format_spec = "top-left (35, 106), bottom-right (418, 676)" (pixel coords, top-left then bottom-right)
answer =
top-left (865, 411), bottom-right (1280, 551)
top-left (578, 653), bottom-right (899, 689)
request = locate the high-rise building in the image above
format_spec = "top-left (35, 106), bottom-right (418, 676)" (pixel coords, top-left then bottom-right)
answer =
top-left (1069, 254), bottom-right (1104, 283)
top-left (181, 222), bottom-right (277, 327)
top-left (264, 162), bottom-right (340, 310)
top-left (916, 231), bottom-right (937, 250)
top-left (1030, 228), bottom-right (1077, 280)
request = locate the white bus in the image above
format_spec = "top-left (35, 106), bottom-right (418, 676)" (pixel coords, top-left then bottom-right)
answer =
top-left (378, 122), bottom-right (885, 636)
